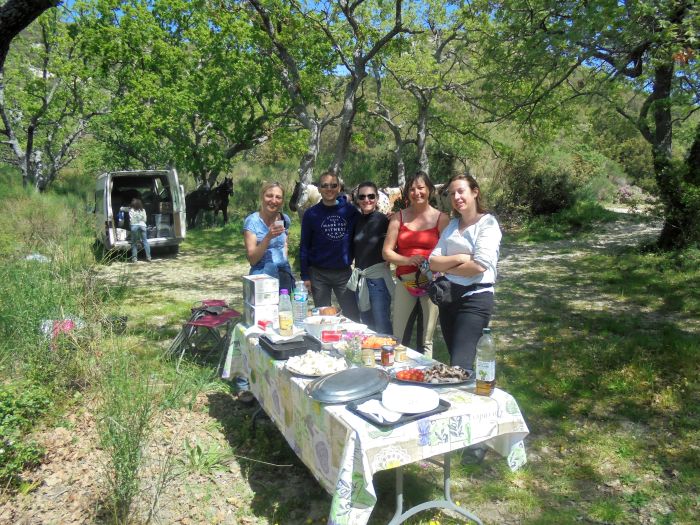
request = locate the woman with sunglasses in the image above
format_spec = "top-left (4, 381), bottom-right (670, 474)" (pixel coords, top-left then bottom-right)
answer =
top-left (346, 182), bottom-right (394, 333)
top-left (429, 173), bottom-right (501, 370)
top-left (383, 171), bottom-right (450, 357)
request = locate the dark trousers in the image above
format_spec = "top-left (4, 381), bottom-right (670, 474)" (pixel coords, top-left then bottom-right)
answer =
top-left (309, 266), bottom-right (360, 322)
top-left (438, 292), bottom-right (494, 370)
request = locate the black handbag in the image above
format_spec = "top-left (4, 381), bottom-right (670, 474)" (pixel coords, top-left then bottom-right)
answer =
top-left (428, 277), bottom-right (493, 306)
top-left (428, 276), bottom-right (453, 306)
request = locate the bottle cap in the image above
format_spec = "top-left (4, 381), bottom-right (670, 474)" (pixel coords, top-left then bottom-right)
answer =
top-left (280, 289), bottom-right (289, 294)
top-left (482, 327), bottom-right (491, 334)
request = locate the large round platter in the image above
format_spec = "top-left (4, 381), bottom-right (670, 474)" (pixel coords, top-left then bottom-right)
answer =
top-left (381, 384), bottom-right (440, 414)
top-left (390, 366), bottom-right (474, 387)
top-left (284, 351), bottom-right (348, 378)
top-left (305, 367), bottom-right (390, 404)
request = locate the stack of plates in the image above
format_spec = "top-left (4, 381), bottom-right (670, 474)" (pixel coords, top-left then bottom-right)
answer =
top-left (305, 368), bottom-right (390, 404)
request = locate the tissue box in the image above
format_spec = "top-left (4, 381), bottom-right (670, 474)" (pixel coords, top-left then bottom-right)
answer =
top-left (242, 274), bottom-right (279, 305)
top-left (244, 302), bottom-right (279, 329)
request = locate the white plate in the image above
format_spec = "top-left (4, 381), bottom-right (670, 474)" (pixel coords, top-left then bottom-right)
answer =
top-left (381, 384), bottom-right (440, 414)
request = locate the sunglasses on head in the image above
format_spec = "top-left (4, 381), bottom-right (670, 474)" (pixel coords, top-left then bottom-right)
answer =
top-left (357, 193), bottom-right (376, 201)
top-left (320, 183), bottom-right (339, 189)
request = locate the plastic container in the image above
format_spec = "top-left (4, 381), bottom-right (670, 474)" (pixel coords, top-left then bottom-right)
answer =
top-left (302, 315), bottom-right (342, 340)
top-left (278, 289), bottom-right (293, 336)
top-left (292, 281), bottom-right (308, 327)
top-left (475, 328), bottom-right (496, 396)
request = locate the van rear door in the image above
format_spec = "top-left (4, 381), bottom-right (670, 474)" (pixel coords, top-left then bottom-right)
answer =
top-left (168, 169), bottom-right (186, 239)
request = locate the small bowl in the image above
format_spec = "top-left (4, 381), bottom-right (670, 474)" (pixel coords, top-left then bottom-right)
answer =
top-left (303, 315), bottom-right (342, 340)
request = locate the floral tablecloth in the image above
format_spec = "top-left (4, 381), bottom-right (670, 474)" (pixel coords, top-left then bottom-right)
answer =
top-left (229, 324), bottom-right (529, 525)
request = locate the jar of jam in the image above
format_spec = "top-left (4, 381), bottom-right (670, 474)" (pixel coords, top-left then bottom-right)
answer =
top-left (361, 348), bottom-right (375, 367)
top-left (393, 344), bottom-right (407, 363)
top-left (380, 345), bottom-right (395, 366)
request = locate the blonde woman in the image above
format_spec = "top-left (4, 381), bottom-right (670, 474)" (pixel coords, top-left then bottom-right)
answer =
top-left (382, 172), bottom-right (449, 357)
top-left (243, 182), bottom-right (295, 291)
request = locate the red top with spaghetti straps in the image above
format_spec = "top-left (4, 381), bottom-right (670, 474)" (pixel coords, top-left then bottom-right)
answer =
top-left (395, 210), bottom-right (441, 277)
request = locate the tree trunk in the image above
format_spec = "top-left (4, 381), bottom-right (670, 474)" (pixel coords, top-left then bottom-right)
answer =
top-left (329, 74), bottom-right (363, 176)
top-left (299, 120), bottom-right (322, 184)
top-left (651, 62), bottom-right (699, 249)
top-left (416, 95), bottom-right (430, 175)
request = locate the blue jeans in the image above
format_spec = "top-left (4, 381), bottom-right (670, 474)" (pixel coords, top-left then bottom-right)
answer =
top-left (359, 278), bottom-right (392, 334)
top-left (130, 225), bottom-right (151, 261)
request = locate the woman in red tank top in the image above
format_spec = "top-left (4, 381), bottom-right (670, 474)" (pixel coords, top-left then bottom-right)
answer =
top-left (383, 172), bottom-right (449, 357)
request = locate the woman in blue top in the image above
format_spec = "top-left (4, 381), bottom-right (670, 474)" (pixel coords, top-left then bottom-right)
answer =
top-left (243, 182), bottom-right (295, 292)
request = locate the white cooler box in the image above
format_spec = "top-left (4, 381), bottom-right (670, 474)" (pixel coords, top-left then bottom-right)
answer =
top-left (244, 302), bottom-right (279, 329)
top-left (242, 274), bottom-right (279, 305)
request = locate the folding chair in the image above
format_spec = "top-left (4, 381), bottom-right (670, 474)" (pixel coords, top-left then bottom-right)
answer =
top-left (165, 300), bottom-right (241, 373)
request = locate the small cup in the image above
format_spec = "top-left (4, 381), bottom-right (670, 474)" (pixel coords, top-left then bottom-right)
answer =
top-left (274, 220), bottom-right (284, 228)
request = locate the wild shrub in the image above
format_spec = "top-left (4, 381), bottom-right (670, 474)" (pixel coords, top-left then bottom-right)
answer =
top-left (493, 152), bottom-right (577, 219)
top-left (0, 383), bottom-right (51, 486)
top-left (97, 350), bottom-right (157, 524)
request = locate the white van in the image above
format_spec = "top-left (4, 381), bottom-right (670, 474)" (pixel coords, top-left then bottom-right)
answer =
top-left (94, 169), bottom-right (186, 255)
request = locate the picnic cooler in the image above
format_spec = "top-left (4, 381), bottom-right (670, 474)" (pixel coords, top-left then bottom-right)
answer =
top-left (244, 302), bottom-right (279, 329)
top-left (242, 274), bottom-right (279, 305)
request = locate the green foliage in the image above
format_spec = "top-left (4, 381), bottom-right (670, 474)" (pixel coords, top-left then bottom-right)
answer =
top-left (0, 173), bottom-right (109, 490)
top-left (179, 438), bottom-right (233, 475)
top-left (77, 0), bottom-right (289, 184)
top-left (2, 7), bottom-right (111, 189)
top-left (493, 149), bottom-right (580, 219)
top-left (0, 383), bottom-right (50, 487)
top-left (0, 438), bottom-right (45, 489)
top-left (0, 384), bottom-right (52, 436)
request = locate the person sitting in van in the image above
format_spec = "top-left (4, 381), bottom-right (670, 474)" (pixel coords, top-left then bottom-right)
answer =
top-left (129, 198), bottom-right (152, 263)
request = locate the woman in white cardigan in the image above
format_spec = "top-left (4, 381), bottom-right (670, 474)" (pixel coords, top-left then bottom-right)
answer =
top-left (129, 198), bottom-right (151, 262)
top-left (429, 173), bottom-right (501, 370)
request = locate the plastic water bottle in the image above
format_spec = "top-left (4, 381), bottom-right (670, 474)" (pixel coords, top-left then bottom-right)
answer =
top-left (117, 209), bottom-right (125, 227)
top-left (278, 289), bottom-right (294, 336)
top-left (475, 328), bottom-right (496, 396)
top-left (292, 281), bottom-right (308, 327)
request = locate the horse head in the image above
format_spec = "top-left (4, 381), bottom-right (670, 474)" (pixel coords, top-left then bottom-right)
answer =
top-left (218, 177), bottom-right (234, 196)
top-left (289, 180), bottom-right (303, 212)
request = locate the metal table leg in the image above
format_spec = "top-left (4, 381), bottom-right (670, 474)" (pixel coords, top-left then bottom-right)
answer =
top-left (387, 452), bottom-right (483, 525)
